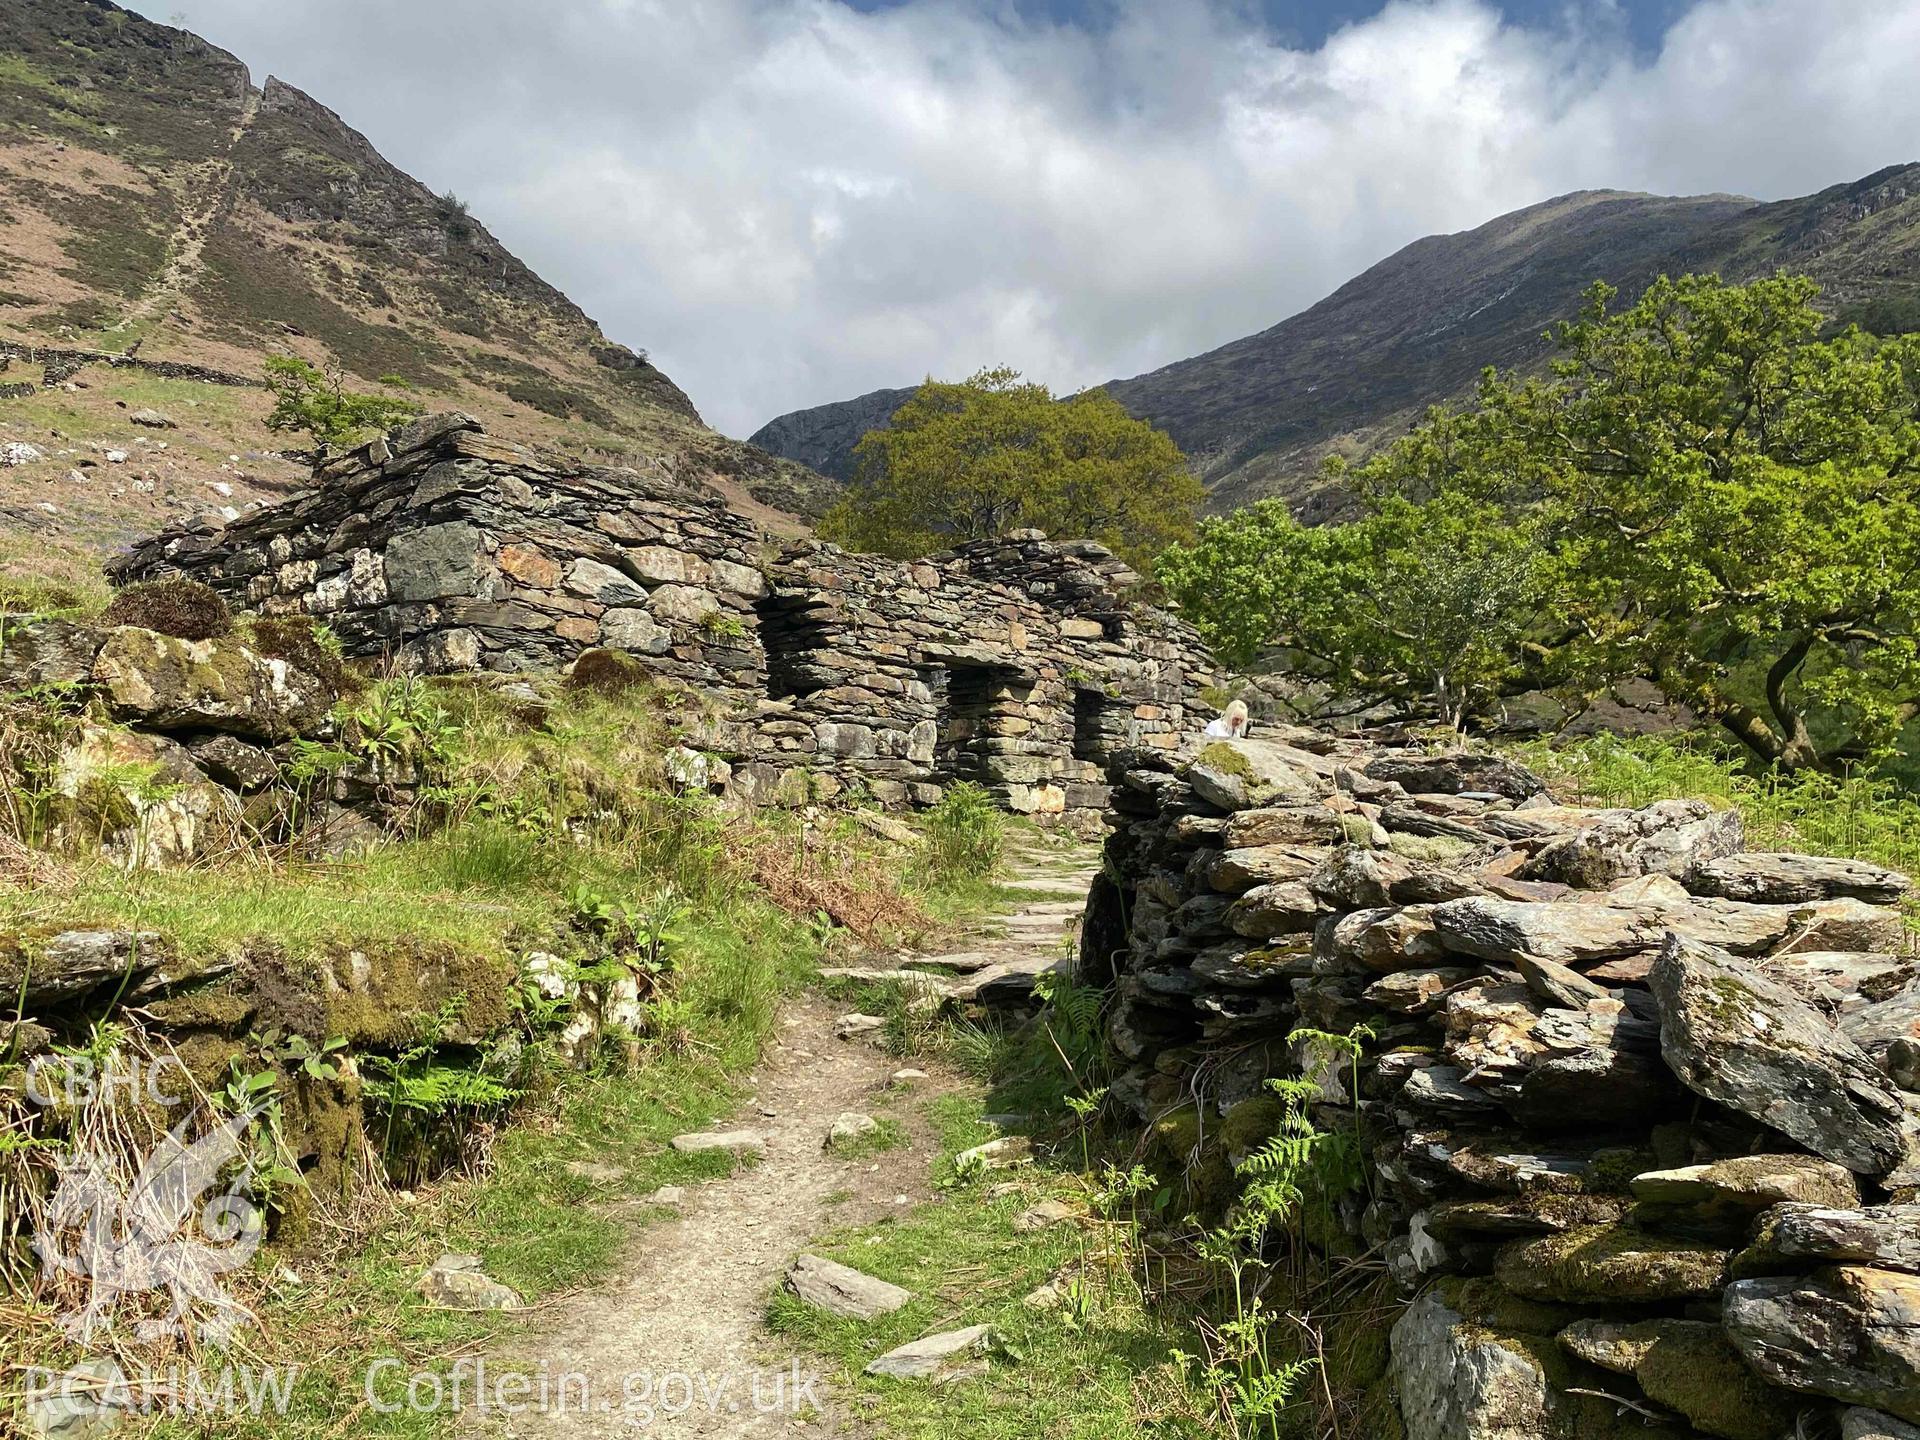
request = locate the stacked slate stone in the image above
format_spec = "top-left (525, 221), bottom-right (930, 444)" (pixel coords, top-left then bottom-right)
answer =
top-left (110, 412), bottom-right (774, 688)
top-left (1091, 730), bottom-right (1920, 1440)
top-left (112, 417), bottom-right (1219, 824)
top-left (750, 536), bottom-right (1212, 817)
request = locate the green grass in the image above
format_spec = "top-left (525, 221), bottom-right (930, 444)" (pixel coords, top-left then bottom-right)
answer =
top-left (0, 657), bottom-right (1119, 1438)
top-left (830, 1114), bottom-right (910, 1158)
top-left (0, 673), bottom-right (994, 1436)
top-left (0, 532), bottom-right (112, 615)
top-left (1517, 732), bottom-right (1920, 879)
top-left (0, 52), bottom-right (94, 109)
top-left (766, 1088), bottom-right (1206, 1440)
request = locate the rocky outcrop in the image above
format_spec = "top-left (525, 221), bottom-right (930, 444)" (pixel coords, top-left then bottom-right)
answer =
top-left (0, 620), bottom-right (416, 869)
top-left (1091, 731), bottom-right (1920, 1438)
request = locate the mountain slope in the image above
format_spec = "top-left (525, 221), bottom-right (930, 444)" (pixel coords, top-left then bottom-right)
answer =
top-left (750, 165), bottom-right (1920, 518)
top-left (0, 0), bottom-right (833, 552)
top-left (747, 385), bottom-right (916, 484)
top-left (1107, 188), bottom-right (1756, 516)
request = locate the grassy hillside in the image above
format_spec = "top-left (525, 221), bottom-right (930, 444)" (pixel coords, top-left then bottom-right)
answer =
top-left (0, 0), bottom-right (835, 553)
top-left (1111, 163), bottom-right (1920, 515)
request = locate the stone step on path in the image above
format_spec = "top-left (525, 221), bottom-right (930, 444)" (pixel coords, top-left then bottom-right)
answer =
top-left (933, 840), bottom-right (1101, 1009)
top-left (1001, 875), bottom-right (1098, 894)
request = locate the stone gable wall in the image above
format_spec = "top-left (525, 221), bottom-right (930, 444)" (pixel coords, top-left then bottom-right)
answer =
top-left (111, 415), bottom-right (1219, 819)
top-left (1092, 730), bottom-right (1920, 1438)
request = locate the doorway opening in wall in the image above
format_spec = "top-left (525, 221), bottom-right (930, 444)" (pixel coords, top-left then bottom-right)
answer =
top-left (754, 591), bottom-right (830, 699)
top-left (934, 660), bottom-right (1022, 784)
top-left (1071, 687), bottom-right (1110, 764)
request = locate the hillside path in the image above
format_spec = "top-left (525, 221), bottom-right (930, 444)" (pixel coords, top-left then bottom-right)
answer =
top-left (466, 838), bottom-right (1100, 1438)
top-left (114, 86), bottom-right (261, 336)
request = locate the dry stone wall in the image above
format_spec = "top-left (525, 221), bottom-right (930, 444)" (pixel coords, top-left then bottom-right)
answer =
top-left (112, 414), bottom-right (1217, 821)
top-left (1091, 730), bottom-right (1920, 1440)
top-left (0, 339), bottom-right (261, 393)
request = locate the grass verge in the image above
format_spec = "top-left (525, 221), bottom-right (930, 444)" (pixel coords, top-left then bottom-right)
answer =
top-left (767, 1087), bottom-right (1208, 1440)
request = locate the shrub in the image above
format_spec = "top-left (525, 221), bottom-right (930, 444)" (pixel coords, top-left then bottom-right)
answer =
top-left (920, 781), bottom-right (1004, 883)
top-left (565, 648), bottom-right (653, 696)
top-left (102, 578), bottom-right (232, 640)
top-left (264, 354), bottom-right (422, 449)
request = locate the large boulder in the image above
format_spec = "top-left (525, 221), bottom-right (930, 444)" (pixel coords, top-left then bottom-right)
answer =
top-left (1691, 852), bottom-right (1911, 906)
top-left (1521, 799), bottom-right (1743, 890)
top-left (1649, 936), bottom-right (1910, 1176)
top-left (1185, 739), bottom-right (1327, 811)
top-left (1723, 1266), bottom-right (1920, 1422)
top-left (90, 628), bottom-right (334, 739)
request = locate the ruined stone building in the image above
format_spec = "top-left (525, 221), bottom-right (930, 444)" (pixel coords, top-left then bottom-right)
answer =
top-left (113, 414), bottom-right (1220, 822)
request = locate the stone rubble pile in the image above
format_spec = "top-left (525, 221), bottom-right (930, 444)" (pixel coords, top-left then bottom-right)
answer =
top-left (1091, 730), bottom-right (1920, 1440)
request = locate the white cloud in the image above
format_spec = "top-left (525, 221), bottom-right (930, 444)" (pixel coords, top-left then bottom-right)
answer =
top-left (136, 0), bottom-right (1920, 435)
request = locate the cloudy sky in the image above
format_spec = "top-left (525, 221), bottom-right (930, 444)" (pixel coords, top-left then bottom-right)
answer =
top-left (130, 0), bottom-right (1920, 438)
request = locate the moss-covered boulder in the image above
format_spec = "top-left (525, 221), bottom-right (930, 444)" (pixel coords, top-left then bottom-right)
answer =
top-left (1493, 1224), bottom-right (1729, 1303)
top-left (1185, 739), bottom-right (1327, 811)
top-left (1558, 1318), bottom-right (1798, 1440)
top-left (91, 626), bottom-right (336, 739)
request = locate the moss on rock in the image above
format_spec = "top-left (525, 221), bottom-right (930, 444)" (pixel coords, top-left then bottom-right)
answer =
top-left (1495, 1224), bottom-right (1730, 1303)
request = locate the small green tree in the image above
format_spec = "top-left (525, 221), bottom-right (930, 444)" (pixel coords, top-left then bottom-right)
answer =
top-left (1159, 492), bottom-right (1548, 729)
top-left (263, 355), bottom-right (422, 449)
top-left (820, 367), bottom-right (1202, 571)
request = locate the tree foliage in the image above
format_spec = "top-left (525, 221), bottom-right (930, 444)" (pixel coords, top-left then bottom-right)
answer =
top-left (819, 367), bottom-right (1202, 570)
top-left (264, 354), bottom-right (423, 449)
top-left (1163, 274), bottom-right (1920, 768)
top-left (1160, 494), bottom-right (1547, 729)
